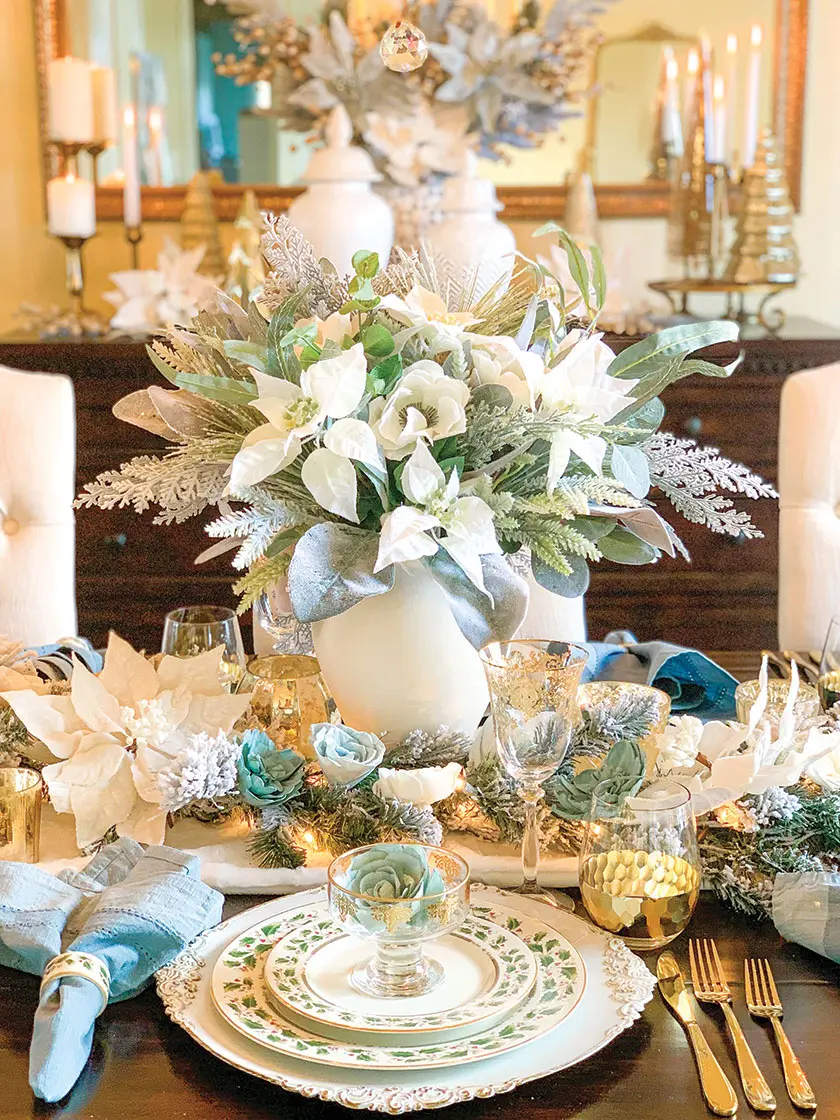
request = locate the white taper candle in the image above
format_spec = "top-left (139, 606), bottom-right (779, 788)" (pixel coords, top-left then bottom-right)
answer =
top-left (122, 105), bottom-right (141, 228)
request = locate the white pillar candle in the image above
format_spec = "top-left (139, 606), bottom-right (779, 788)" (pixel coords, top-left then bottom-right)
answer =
top-left (147, 106), bottom-right (164, 187)
top-left (726, 34), bottom-right (739, 164)
top-left (47, 57), bottom-right (94, 143)
top-left (712, 76), bottom-right (727, 163)
top-left (701, 37), bottom-right (715, 163)
top-left (91, 66), bottom-right (117, 144)
top-left (122, 105), bottom-right (141, 228)
top-left (47, 174), bottom-right (96, 238)
top-left (664, 53), bottom-right (683, 154)
top-left (743, 25), bottom-right (763, 168)
top-left (683, 47), bottom-right (699, 133)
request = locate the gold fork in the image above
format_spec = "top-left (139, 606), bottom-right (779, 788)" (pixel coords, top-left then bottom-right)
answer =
top-left (689, 939), bottom-right (776, 1111)
top-left (745, 957), bottom-right (817, 1111)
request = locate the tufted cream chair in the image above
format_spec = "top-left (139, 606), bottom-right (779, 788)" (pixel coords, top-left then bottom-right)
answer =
top-left (0, 365), bottom-right (77, 644)
top-left (778, 363), bottom-right (840, 651)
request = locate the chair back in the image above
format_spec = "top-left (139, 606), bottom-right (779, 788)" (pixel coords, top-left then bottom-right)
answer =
top-left (778, 362), bottom-right (840, 651)
top-left (0, 365), bottom-right (77, 644)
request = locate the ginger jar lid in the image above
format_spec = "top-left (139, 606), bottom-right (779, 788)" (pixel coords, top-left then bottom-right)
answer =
top-left (302, 104), bottom-right (382, 185)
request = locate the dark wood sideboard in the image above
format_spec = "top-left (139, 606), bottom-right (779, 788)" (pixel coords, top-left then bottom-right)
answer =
top-left (2, 319), bottom-right (839, 653)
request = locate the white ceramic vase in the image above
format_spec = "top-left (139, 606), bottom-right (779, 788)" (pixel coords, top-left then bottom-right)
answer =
top-left (423, 152), bottom-right (516, 298)
top-left (287, 105), bottom-right (394, 274)
top-left (516, 572), bottom-right (587, 643)
top-left (311, 563), bottom-right (490, 742)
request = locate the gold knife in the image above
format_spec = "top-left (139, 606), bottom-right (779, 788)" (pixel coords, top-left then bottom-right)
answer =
top-left (657, 952), bottom-right (738, 1116)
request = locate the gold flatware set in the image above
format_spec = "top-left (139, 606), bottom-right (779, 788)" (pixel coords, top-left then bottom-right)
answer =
top-left (657, 941), bottom-right (816, 1115)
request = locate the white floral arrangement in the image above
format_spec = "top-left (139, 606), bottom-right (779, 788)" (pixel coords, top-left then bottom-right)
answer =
top-left (209, 0), bottom-right (615, 188)
top-left (77, 217), bottom-right (773, 648)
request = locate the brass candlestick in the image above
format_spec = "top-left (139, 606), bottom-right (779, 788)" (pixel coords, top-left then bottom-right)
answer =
top-left (126, 224), bottom-right (143, 270)
top-left (38, 235), bottom-right (109, 339)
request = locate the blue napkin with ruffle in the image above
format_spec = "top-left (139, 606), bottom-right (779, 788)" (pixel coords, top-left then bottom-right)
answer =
top-left (0, 838), bottom-right (223, 1102)
top-left (582, 633), bottom-right (738, 721)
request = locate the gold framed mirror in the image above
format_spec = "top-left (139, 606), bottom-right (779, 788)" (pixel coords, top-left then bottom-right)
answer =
top-left (33, 0), bottom-right (808, 221)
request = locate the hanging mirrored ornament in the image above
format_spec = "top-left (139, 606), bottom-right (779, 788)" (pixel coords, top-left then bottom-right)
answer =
top-left (379, 19), bottom-right (428, 73)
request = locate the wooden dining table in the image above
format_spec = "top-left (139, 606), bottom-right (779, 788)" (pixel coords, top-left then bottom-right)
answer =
top-left (1, 652), bottom-right (838, 1120)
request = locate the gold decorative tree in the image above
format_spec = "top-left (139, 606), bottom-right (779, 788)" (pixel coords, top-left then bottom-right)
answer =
top-left (180, 171), bottom-right (225, 278)
top-left (724, 130), bottom-right (801, 285)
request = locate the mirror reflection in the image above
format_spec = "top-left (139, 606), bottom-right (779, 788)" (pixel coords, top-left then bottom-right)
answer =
top-left (65, 0), bottom-right (779, 191)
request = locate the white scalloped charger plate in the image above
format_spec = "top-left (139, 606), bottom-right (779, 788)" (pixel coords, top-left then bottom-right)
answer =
top-left (156, 886), bottom-right (655, 1113)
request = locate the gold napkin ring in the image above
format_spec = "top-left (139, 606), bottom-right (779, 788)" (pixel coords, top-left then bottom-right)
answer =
top-left (40, 952), bottom-right (111, 1016)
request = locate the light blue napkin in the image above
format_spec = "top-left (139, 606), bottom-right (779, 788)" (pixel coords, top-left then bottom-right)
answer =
top-left (581, 634), bottom-right (738, 721)
top-left (773, 872), bottom-right (840, 964)
top-left (0, 838), bottom-right (223, 1103)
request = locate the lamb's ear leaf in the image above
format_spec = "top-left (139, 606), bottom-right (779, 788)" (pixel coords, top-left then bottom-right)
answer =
top-left (287, 523), bottom-right (394, 623)
top-left (424, 553), bottom-right (528, 649)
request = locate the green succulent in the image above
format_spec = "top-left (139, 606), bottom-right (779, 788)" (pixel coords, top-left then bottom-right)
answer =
top-left (547, 740), bottom-right (646, 820)
top-left (236, 731), bottom-right (306, 808)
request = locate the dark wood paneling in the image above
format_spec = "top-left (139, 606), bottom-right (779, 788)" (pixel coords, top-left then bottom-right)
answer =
top-left (2, 322), bottom-right (840, 651)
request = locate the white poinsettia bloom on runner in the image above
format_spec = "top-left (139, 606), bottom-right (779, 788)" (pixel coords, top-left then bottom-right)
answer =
top-left (1, 633), bottom-right (251, 848)
top-left (469, 335), bottom-right (545, 407)
top-left (229, 343), bottom-right (367, 492)
top-left (375, 441), bottom-right (501, 593)
top-left (379, 284), bottom-right (478, 338)
top-left (539, 329), bottom-right (639, 491)
top-left (369, 361), bottom-right (470, 459)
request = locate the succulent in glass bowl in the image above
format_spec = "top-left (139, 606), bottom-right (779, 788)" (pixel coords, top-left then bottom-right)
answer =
top-left (327, 843), bottom-right (470, 998)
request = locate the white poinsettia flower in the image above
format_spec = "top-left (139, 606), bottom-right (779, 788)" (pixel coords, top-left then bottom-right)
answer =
top-left (368, 361), bottom-right (470, 459)
top-left (807, 737), bottom-right (840, 792)
top-left (229, 343), bottom-right (367, 492)
top-left (541, 330), bottom-right (637, 421)
top-left (539, 329), bottom-right (637, 490)
top-left (468, 335), bottom-right (545, 407)
top-left (379, 285), bottom-right (478, 338)
top-left (373, 761), bottom-right (463, 809)
top-left (300, 418), bottom-right (385, 523)
top-left (104, 241), bottom-right (219, 332)
top-left (375, 505), bottom-right (441, 571)
top-left (1, 633), bottom-right (251, 848)
top-left (376, 442), bottom-right (501, 593)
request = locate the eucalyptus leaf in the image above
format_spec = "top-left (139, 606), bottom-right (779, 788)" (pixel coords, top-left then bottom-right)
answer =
top-left (532, 552), bottom-right (590, 598)
top-left (361, 324), bottom-right (395, 357)
top-left (609, 443), bottom-right (651, 499)
top-left (589, 243), bottom-right (607, 312)
top-left (598, 527), bottom-right (658, 566)
top-left (352, 249), bottom-right (380, 278)
top-left (264, 526), bottom-right (305, 559)
top-left (425, 552), bottom-right (528, 649)
top-left (472, 383), bottom-right (515, 410)
top-left (366, 353), bottom-right (402, 397)
top-left (287, 523), bottom-right (394, 623)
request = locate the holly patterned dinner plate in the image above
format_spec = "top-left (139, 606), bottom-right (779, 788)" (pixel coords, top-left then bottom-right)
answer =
top-left (262, 911), bottom-right (538, 1046)
top-left (209, 900), bottom-right (586, 1071)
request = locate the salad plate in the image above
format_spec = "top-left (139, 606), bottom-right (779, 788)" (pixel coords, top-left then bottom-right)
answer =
top-left (209, 899), bottom-right (585, 1069)
top-left (262, 910), bottom-right (538, 1045)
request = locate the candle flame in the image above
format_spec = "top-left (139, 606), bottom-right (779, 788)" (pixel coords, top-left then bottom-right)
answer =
top-left (123, 105), bottom-right (136, 128)
top-left (727, 33), bottom-right (738, 55)
top-left (666, 56), bottom-right (679, 82)
top-left (687, 47), bottom-right (700, 76)
top-left (66, 172), bottom-right (76, 183)
top-left (148, 107), bottom-right (163, 132)
top-left (714, 75), bottom-right (725, 102)
top-left (751, 24), bottom-right (763, 48)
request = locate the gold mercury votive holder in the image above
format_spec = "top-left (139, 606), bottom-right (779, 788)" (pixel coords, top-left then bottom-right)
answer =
top-left (0, 767), bottom-right (43, 863)
top-left (734, 678), bottom-right (821, 728)
top-left (237, 654), bottom-right (331, 754)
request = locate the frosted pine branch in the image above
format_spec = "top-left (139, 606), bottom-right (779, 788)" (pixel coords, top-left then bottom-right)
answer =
top-left (76, 453), bottom-right (229, 525)
top-left (206, 501), bottom-right (304, 570)
top-left (644, 432), bottom-right (776, 537)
